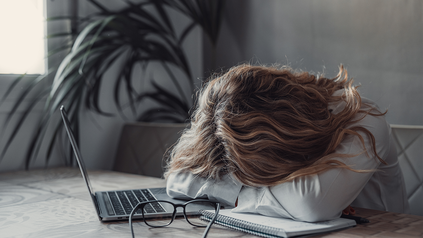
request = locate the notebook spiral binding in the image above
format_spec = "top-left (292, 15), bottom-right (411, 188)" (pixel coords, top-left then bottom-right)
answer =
top-left (200, 210), bottom-right (284, 238)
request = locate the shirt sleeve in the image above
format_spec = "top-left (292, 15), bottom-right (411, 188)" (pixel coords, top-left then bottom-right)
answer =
top-left (351, 132), bottom-right (410, 213)
top-left (233, 112), bottom-right (391, 222)
top-left (166, 171), bottom-right (243, 207)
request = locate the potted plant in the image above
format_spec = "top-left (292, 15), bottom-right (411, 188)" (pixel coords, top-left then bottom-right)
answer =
top-left (1, 0), bottom-right (225, 173)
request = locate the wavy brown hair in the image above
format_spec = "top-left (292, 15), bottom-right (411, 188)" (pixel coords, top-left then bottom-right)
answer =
top-left (165, 64), bottom-right (386, 186)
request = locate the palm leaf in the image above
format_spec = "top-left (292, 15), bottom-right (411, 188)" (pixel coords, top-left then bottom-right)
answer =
top-left (0, 74), bottom-right (26, 105)
top-left (4, 71), bottom-right (53, 126)
top-left (0, 89), bottom-right (49, 163)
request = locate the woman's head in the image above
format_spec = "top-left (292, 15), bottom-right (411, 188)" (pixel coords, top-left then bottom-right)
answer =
top-left (166, 64), bottom-right (382, 186)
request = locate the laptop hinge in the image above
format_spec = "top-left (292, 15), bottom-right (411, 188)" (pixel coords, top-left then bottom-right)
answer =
top-left (92, 194), bottom-right (103, 221)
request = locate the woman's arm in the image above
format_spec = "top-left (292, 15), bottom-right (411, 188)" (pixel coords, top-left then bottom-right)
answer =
top-left (234, 113), bottom-right (391, 222)
top-left (166, 171), bottom-right (242, 207)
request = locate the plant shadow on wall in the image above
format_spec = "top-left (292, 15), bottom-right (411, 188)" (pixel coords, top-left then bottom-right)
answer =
top-left (0, 0), bottom-right (224, 169)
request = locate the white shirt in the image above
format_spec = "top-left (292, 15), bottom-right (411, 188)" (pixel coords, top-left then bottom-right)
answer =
top-left (166, 93), bottom-right (409, 222)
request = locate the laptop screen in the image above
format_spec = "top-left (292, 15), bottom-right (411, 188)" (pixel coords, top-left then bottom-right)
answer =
top-left (60, 105), bottom-right (96, 198)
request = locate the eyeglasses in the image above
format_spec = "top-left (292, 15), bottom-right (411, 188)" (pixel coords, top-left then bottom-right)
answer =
top-left (129, 199), bottom-right (220, 238)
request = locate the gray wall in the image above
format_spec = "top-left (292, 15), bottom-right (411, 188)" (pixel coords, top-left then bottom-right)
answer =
top-left (76, 1), bottom-right (203, 171)
top-left (0, 0), bottom-right (70, 171)
top-left (0, 0), bottom-right (203, 171)
top-left (1, 0), bottom-right (422, 172)
top-left (213, 0), bottom-right (423, 126)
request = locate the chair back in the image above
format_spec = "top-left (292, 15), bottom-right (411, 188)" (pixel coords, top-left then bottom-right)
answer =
top-left (391, 124), bottom-right (423, 216)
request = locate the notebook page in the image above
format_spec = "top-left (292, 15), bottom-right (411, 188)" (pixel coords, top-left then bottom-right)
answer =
top-left (204, 209), bottom-right (356, 237)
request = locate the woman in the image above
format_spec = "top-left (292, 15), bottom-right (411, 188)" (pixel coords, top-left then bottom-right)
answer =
top-left (165, 64), bottom-right (409, 222)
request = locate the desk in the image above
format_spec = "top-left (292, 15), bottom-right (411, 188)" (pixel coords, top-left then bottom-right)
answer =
top-left (0, 167), bottom-right (422, 237)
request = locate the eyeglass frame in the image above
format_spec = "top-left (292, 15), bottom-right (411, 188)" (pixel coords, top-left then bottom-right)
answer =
top-left (129, 199), bottom-right (220, 238)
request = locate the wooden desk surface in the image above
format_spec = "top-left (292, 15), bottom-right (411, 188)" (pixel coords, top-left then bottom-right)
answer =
top-left (0, 167), bottom-right (422, 238)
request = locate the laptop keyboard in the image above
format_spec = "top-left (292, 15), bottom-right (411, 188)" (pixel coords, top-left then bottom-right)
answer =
top-left (106, 189), bottom-right (165, 216)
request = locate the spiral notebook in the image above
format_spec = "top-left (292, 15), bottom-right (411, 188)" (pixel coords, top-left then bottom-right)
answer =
top-left (201, 210), bottom-right (356, 238)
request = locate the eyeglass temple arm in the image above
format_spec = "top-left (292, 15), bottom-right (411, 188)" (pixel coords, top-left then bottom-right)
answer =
top-left (201, 202), bottom-right (220, 238)
top-left (130, 202), bottom-right (147, 238)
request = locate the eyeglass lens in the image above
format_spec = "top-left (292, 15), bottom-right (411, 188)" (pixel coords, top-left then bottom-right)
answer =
top-left (184, 201), bottom-right (217, 227)
top-left (143, 201), bottom-right (174, 227)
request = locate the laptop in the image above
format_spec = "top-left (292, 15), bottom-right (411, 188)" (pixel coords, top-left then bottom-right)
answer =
top-left (60, 105), bottom-right (216, 222)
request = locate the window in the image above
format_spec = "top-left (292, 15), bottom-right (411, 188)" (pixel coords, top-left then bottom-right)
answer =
top-left (0, 0), bottom-right (46, 75)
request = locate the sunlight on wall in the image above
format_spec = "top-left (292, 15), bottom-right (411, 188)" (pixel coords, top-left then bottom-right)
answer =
top-left (0, 0), bottom-right (45, 75)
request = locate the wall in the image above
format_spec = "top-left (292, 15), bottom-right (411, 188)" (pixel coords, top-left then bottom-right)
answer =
top-left (2, 0), bottom-right (421, 172)
top-left (71, 0), bottom-right (204, 171)
top-left (0, 0), bottom-right (71, 171)
top-left (0, 0), bottom-right (203, 171)
top-left (213, 0), bottom-right (423, 126)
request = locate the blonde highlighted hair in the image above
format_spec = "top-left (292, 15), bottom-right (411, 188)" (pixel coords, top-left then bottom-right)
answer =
top-left (165, 64), bottom-right (386, 186)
